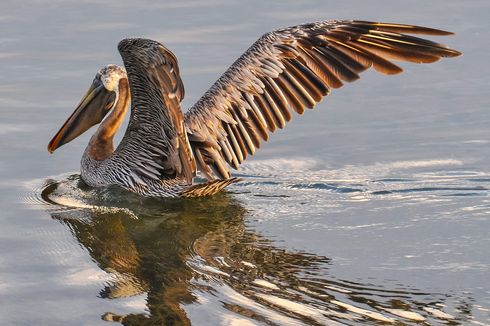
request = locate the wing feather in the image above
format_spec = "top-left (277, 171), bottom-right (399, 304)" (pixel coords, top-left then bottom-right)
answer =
top-left (114, 38), bottom-right (196, 187)
top-left (184, 20), bottom-right (461, 180)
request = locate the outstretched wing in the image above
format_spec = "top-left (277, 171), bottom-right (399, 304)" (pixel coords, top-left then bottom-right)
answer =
top-left (115, 38), bottom-right (195, 188)
top-left (184, 20), bottom-right (461, 179)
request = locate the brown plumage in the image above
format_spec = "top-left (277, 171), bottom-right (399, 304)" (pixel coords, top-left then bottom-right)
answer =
top-left (49, 20), bottom-right (461, 197)
top-left (184, 20), bottom-right (461, 181)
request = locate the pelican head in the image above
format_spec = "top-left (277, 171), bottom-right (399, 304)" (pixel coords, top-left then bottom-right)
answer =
top-left (48, 64), bottom-right (127, 153)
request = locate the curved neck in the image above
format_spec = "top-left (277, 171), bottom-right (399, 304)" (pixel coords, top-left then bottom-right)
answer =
top-left (88, 78), bottom-right (130, 161)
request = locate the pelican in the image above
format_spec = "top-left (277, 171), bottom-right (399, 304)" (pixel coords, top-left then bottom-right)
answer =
top-left (47, 20), bottom-right (461, 198)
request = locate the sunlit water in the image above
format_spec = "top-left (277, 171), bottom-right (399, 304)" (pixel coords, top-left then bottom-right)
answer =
top-left (1, 0), bottom-right (489, 325)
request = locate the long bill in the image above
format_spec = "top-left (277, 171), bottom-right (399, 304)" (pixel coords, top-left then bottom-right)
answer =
top-left (48, 79), bottom-right (115, 153)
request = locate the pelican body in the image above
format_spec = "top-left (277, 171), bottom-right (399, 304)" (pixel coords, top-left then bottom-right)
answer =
top-left (48, 20), bottom-right (461, 198)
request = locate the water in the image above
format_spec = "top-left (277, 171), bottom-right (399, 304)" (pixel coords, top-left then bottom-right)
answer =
top-left (1, 0), bottom-right (489, 325)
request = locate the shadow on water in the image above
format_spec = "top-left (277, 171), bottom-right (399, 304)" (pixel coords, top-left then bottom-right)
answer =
top-left (35, 174), bottom-right (471, 325)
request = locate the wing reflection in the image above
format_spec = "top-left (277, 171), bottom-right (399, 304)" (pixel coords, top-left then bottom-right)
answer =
top-left (40, 176), bottom-right (464, 325)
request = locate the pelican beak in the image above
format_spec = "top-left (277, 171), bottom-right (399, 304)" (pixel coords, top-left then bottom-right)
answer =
top-left (48, 79), bottom-right (116, 153)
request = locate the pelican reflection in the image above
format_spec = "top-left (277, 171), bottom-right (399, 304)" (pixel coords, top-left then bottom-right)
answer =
top-left (41, 177), bottom-right (466, 325)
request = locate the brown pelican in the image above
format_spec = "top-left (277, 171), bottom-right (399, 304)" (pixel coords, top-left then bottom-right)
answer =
top-left (47, 20), bottom-right (461, 198)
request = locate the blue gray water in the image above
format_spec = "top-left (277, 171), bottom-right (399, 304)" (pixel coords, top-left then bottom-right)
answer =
top-left (0, 0), bottom-right (489, 325)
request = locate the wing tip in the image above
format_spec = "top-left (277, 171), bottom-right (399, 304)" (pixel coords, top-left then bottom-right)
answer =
top-left (445, 48), bottom-right (463, 57)
top-left (352, 20), bottom-right (457, 36)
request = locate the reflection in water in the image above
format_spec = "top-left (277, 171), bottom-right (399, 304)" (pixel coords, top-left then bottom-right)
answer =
top-left (38, 175), bottom-right (468, 325)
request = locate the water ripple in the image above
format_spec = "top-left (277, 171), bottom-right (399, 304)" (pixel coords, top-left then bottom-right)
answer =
top-left (19, 160), bottom-right (490, 325)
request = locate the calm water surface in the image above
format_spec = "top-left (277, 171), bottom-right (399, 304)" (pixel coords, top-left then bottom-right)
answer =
top-left (0, 0), bottom-right (489, 325)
